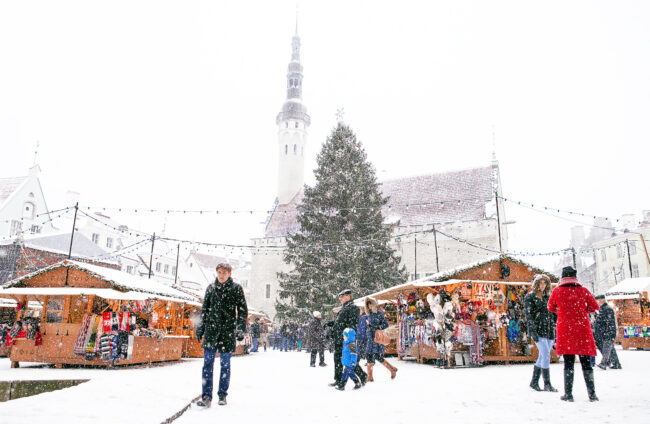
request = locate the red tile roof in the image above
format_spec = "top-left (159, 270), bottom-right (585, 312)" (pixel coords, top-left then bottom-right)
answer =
top-left (264, 165), bottom-right (496, 238)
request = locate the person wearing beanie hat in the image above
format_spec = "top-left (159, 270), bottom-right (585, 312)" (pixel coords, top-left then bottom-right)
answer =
top-left (548, 267), bottom-right (600, 402)
top-left (308, 311), bottom-right (326, 367)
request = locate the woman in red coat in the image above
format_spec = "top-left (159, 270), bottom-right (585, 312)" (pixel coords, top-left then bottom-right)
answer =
top-left (548, 266), bottom-right (600, 402)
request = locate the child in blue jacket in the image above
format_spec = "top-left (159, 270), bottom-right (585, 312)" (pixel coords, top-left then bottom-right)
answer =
top-left (337, 328), bottom-right (362, 390)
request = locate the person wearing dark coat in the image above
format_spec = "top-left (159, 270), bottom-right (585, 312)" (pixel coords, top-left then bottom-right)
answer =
top-left (594, 302), bottom-right (621, 369)
top-left (280, 322), bottom-right (290, 352)
top-left (196, 263), bottom-right (248, 407)
top-left (250, 318), bottom-right (261, 352)
top-left (524, 274), bottom-right (557, 392)
top-left (364, 297), bottom-right (398, 381)
top-left (327, 289), bottom-right (367, 387)
top-left (548, 266), bottom-right (600, 402)
top-left (308, 311), bottom-right (327, 367)
top-left (357, 311), bottom-right (369, 363)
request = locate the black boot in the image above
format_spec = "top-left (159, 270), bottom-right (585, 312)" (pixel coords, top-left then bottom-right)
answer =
top-left (560, 368), bottom-right (574, 402)
top-left (584, 370), bottom-right (598, 401)
top-left (542, 368), bottom-right (558, 392)
top-left (530, 366), bottom-right (542, 391)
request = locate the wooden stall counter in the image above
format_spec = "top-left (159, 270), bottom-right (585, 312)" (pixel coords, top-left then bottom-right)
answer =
top-left (10, 323), bottom-right (184, 368)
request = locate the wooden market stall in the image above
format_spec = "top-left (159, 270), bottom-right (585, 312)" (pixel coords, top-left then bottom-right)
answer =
top-left (358, 255), bottom-right (560, 367)
top-left (605, 277), bottom-right (650, 350)
top-left (0, 260), bottom-right (202, 368)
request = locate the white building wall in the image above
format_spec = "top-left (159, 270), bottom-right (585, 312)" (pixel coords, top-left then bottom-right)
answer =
top-left (277, 121), bottom-right (307, 205)
top-left (0, 167), bottom-right (52, 238)
top-left (593, 229), bottom-right (650, 295)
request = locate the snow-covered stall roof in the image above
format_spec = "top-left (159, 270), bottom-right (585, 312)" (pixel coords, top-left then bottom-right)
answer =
top-left (356, 254), bottom-right (552, 302)
top-left (1, 260), bottom-right (202, 306)
top-left (605, 277), bottom-right (650, 300)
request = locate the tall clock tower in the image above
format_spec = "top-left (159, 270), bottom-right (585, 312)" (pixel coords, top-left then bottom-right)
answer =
top-left (276, 28), bottom-right (310, 205)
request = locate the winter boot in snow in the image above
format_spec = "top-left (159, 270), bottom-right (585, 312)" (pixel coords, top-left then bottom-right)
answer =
top-left (353, 381), bottom-right (362, 390)
top-left (218, 397), bottom-right (227, 406)
top-left (366, 363), bottom-right (374, 382)
top-left (584, 370), bottom-right (598, 401)
top-left (560, 368), bottom-right (574, 402)
top-left (382, 360), bottom-right (398, 379)
top-left (542, 368), bottom-right (557, 392)
top-left (530, 366), bottom-right (542, 391)
top-left (197, 397), bottom-right (211, 408)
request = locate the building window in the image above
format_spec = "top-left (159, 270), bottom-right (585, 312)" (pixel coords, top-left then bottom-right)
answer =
top-left (9, 220), bottom-right (22, 236)
top-left (293, 144), bottom-right (297, 154)
top-left (92, 233), bottom-right (99, 244)
top-left (23, 202), bottom-right (36, 219)
top-left (425, 273), bottom-right (434, 277)
top-left (241, 280), bottom-right (248, 288)
top-left (285, 144), bottom-right (288, 155)
top-left (600, 249), bottom-right (606, 262)
top-left (156, 262), bottom-right (162, 272)
top-left (172, 266), bottom-right (176, 275)
top-left (164, 264), bottom-right (169, 274)
top-left (106, 237), bottom-right (113, 249)
top-left (632, 264), bottom-right (640, 278)
top-left (126, 265), bottom-right (134, 274)
top-left (629, 241), bottom-right (637, 255)
top-left (30, 225), bottom-right (41, 234)
top-left (285, 122), bottom-right (288, 128)
top-left (265, 284), bottom-right (271, 299)
top-left (295, 122), bottom-right (299, 129)
top-left (617, 244), bottom-right (624, 258)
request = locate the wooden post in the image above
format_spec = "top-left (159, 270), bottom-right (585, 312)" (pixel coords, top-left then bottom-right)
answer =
top-left (432, 224), bottom-right (440, 273)
top-left (86, 295), bottom-right (95, 314)
top-left (640, 234), bottom-right (650, 270)
top-left (62, 296), bottom-right (71, 324)
top-left (42, 295), bottom-right (49, 326)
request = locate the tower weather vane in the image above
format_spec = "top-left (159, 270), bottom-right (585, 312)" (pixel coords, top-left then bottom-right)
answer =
top-left (335, 108), bottom-right (345, 123)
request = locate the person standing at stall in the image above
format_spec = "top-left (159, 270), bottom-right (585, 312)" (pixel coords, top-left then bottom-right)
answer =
top-left (594, 301), bottom-right (622, 370)
top-left (308, 311), bottom-right (327, 367)
top-left (548, 266), bottom-right (600, 402)
top-left (250, 317), bottom-right (261, 352)
top-left (524, 274), bottom-right (557, 392)
top-left (327, 289), bottom-right (367, 387)
top-left (196, 263), bottom-right (248, 408)
top-left (357, 309), bottom-right (369, 367)
top-left (364, 297), bottom-right (398, 381)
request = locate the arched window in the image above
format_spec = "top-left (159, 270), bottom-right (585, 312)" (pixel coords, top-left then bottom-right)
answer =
top-left (285, 145), bottom-right (288, 155)
top-left (293, 144), bottom-right (297, 154)
top-left (23, 202), bottom-right (35, 219)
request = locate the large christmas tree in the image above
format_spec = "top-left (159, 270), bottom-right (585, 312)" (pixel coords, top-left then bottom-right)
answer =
top-left (276, 123), bottom-right (407, 321)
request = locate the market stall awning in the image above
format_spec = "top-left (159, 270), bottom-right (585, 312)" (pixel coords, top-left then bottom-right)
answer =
top-left (605, 277), bottom-right (650, 299)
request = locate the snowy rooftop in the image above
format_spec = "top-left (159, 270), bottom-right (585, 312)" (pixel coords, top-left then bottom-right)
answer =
top-left (1, 259), bottom-right (202, 305)
top-left (605, 277), bottom-right (650, 298)
top-left (0, 175), bottom-right (27, 206)
top-left (6, 232), bottom-right (119, 265)
top-left (263, 165), bottom-right (496, 238)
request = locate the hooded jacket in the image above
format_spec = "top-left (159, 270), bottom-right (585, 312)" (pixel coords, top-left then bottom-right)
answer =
top-left (341, 327), bottom-right (357, 367)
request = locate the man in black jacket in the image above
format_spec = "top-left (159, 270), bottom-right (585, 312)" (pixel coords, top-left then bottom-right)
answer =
top-left (328, 289), bottom-right (367, 387)
top-left (250, 318), bottom-right (261, 352)
top-left (196, 263), bottom-right (248, 407)
top-left (594, 302), bottom-right (622, 369)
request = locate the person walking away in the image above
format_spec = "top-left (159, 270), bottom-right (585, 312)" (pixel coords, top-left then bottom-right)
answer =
top-left (327, 289), bottom-right (367, 387)
top-left (308, 311), bottom-right (327, 367)
top-left (524, 274), bottom-right (557, 392)
top-left (357, 310), bottom-right (369, 368)
top-left (594, 301), bottom-right (622, 369)
top-left (196, 263), bottom-right (248, 407)
top-left (280, 322), bottom-right (290, 352)
top-left (297, 324), bottom-right (304, 351)
top-left (548, 266), bottom-right (600, 402)
top-left (336, 328), bottom-right (362, 390)
top-left (273, 328), bottom-right (280, 350)
top-left (250, 318), bottom-right (261, 352)
top-left (365, 297), bottom-right (398, 381)
top-left (260, 322), bottom-right (269, 352)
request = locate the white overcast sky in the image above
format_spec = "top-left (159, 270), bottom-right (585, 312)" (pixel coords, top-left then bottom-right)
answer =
top-left (1, 0), bottom-right (649, 269)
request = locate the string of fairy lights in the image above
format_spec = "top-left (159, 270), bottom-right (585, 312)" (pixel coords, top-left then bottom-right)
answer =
top-left (2, 196), bottom-right (647, 262)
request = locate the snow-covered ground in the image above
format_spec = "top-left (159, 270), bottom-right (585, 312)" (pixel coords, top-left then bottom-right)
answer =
top-left (1, 348), bottom-right (649, 424)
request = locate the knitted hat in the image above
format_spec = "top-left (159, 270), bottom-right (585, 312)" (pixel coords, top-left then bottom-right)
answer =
top-left (561, 266), bottom-right (577, 278)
